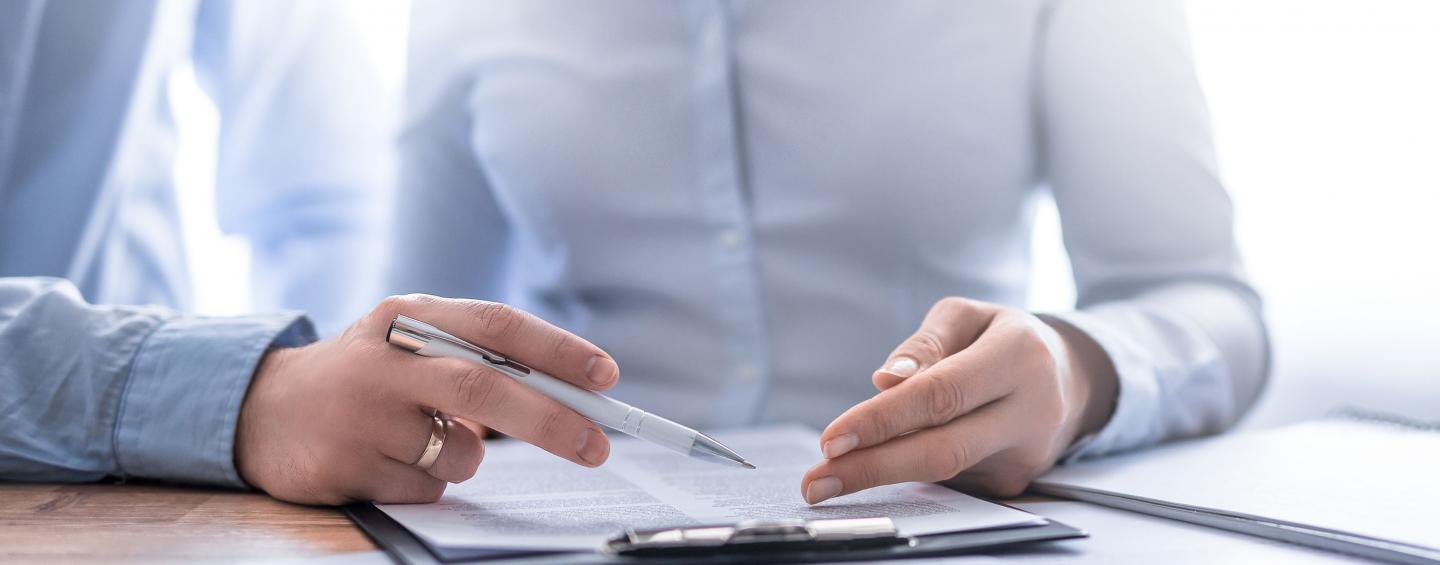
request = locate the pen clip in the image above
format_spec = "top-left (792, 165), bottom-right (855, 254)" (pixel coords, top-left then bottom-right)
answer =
top-left (389, 315), bottom-right (532, 376)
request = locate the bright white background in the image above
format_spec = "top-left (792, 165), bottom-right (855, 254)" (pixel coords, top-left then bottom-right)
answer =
top-left (1189, 0), bottom-right (1440, 426)
top-left (172, 1), bottom-right (1439, 428)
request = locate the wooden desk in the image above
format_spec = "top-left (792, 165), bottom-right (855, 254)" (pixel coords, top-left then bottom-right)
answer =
top-left (0, 483), bottom-right (374, 563)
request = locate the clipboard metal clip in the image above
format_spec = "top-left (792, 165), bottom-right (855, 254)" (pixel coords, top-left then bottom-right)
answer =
top-left (605, 517), bottom-right (912, 556)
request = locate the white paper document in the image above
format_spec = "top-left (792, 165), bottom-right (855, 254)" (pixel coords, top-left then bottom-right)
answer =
top-left (379, 425), bottom-right (1043, 550)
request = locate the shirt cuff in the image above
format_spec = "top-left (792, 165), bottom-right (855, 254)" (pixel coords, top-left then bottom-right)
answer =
top-left (113, 313), bottom-right (317, 487)
top-left (1041, 309), bottom-right (1160, 463)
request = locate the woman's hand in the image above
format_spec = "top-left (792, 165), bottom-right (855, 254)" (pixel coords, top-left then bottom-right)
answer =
top-left (235, 294), bottom-right (620, 505)
top-left (801, 297), bottom-right (1117, 504)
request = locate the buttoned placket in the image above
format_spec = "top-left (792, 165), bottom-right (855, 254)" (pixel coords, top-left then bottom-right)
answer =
top-left (685, 0), bottom-right (772, 424)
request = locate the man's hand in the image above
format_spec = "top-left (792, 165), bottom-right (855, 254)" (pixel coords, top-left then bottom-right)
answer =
top-left (235, 294), bottom-right (620, 505)
top-left (801, 297), bottom-right (1118, 504)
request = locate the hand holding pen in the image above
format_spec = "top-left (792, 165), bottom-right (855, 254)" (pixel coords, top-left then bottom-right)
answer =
top-left (388, 315), bottom-right (751, 469)
top-left (234, 295), bottom-right (640, 505)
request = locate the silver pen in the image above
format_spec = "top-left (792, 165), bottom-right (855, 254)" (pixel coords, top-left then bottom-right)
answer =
top-left (387, 315), bottom-right (755, 469)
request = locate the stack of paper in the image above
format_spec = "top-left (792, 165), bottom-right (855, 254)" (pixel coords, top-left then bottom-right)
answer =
top-left (379, 425), bottom-right (1045, 551)
top-left (1034, 416), bottom-right (1440, 564)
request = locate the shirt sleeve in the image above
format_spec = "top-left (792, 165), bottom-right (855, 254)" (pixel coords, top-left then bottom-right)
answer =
top-left (1036, 0), bottom-right (1271, 459)
top-left (191, 0), bottom-right (398, 337)
top-left (0, 277), bottom-right (315, 486)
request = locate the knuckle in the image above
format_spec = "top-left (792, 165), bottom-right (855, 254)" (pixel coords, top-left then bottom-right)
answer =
top-left (923, 441), bottom-right (971, 482)
top-left (533, 408), bottom-right (569, 441)
top-left (849, 460), bottom-right (883, 491)
top-left (859, 410), bottom-right (895, 444)
top-left (368, 295), bottom-right (410, 329)
top-left (933, 296), bottom-right (971, 317)
top-left (409, 293), bottom-right (444, 306)
top-left (898, 331), bottom-right (944, 366)
top-left (379, 293), bottom-right (439, 314)
top-left (469, 301), bottom-right (525, 340)
top-left (925, 376), bottom-right (966, 423)
top-left (373, 294), bottom-right (447, 332)
top-left (1007, 317), bottom-right (1057, 363)
top-left (547, 331), bottom-right (578, 363)
top-left (909, 330), bottom-right (947, 363)
top-left (1022, 330), bottom-right (1057, 370)
top-left (453, 367), bottom-right (503, 409)
top-left (376, 294), bottom-right (409, 315)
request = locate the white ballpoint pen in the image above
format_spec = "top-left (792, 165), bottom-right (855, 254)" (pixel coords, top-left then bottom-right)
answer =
top-left (387, 315), bottom-right (755, 469)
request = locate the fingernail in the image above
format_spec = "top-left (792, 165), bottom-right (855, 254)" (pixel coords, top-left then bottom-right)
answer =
top-left (577, 428), bottom-right (608, 465)
top-left (883, 357), bottom-right (919, 379)
top-left (806, 476), bottom-right (843, 504)
top-left (586, 356), bottom-right (617, 387)
top-left (822, 433), bottom-right (859, 459)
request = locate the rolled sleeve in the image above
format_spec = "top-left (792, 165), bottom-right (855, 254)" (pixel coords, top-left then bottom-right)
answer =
top-left (1047, 309), bottom-right (1162, 461)
top-left (113, 313), bottom-right (316, 487)
top-left (1047, 301), bottom-right (1236, 462)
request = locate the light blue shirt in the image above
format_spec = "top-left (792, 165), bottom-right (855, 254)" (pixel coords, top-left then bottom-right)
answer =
top-left (395, 0), bottom-right (1271, 459)
top-left (0, 1), bottom-right (386, 485)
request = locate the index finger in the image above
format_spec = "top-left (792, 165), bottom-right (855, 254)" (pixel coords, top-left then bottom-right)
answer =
top-left (381, 294), bottom-right (618, 390)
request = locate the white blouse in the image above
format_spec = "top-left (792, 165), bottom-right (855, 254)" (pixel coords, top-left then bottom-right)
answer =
top-left (390, 0), bottom-right (1269, 459)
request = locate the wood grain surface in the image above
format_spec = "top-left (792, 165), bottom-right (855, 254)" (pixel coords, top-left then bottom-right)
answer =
top-left (0, 482), bottom-right (375, 563)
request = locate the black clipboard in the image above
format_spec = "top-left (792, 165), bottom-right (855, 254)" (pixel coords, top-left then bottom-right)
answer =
top-left (344, 502), bottom-right (1086, 564)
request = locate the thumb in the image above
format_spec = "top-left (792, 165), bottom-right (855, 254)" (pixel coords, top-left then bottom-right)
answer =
top-left (873, 298), bottom-right (996, 390)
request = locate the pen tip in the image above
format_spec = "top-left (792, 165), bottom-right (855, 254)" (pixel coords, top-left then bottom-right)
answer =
top-left (742, 461), bottom-right (756, 470)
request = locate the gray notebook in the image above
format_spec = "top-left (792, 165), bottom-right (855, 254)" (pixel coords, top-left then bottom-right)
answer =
top-left (1032, 411), bottom-right (1440, 564)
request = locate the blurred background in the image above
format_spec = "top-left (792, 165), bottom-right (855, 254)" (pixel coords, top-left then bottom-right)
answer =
top-left (172, 0), bottom-right (1439, 428)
